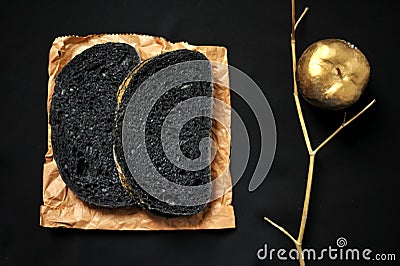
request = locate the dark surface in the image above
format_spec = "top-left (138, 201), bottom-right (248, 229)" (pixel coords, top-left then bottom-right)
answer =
top-left (51, 43), bottom-right (140, 207)
top-left (114, 49), bottom-right (213, 215)
top-left (1, 0), bottom-right (399, 265)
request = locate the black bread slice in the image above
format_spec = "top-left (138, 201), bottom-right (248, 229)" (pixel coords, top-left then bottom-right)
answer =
top-left (50, 42), bottom-right (140, 208)
top-left (114, 49), bottom-right (213, 216)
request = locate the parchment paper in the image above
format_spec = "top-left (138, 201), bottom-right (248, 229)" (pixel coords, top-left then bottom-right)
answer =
top-left (40, 34), bottom-right (235, 230)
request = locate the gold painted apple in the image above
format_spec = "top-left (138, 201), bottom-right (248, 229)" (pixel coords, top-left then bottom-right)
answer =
top-left (296, 39), bottom-right (370, 110)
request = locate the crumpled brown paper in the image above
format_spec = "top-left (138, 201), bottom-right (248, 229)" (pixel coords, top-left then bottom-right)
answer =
top-left (40, 34), bottom-right (235, 230)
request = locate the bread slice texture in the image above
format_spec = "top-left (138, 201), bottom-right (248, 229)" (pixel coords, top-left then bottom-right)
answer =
top-left (50, 42), bottom-right (140, 208)
top-left (114, 49), bottom-right (213, 216)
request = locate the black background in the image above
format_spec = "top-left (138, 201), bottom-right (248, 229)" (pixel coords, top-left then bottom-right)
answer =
top-left (1, 0), bottom-right (399, 265)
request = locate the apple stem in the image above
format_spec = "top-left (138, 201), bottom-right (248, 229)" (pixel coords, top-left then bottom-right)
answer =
top-left (264, 2), bottom-right (376, 266)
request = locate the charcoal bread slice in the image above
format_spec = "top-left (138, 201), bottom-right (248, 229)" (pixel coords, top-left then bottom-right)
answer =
top-left (50, 42), bottom-right (140, 208)
top-left (114, 49), bottom-right (213, 216)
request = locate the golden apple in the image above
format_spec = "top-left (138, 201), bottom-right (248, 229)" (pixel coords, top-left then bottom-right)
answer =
top-left (296, 39), bottom-right (370, 110)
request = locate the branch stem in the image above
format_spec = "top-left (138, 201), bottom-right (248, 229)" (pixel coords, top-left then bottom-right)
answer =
top-left (313, 99), bottom-right (376, 154)
top-left (291, 9), bottom-right (312, 153)
top-left (295, 7), bottom-right (309, 30)
top-left (264, 217), bottom-right (298, 245)
top-left (297, 154), bottom-right (315, 244)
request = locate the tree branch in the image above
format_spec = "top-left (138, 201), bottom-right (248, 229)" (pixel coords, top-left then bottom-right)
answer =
top-left (264, 217), bottom-right (299, 245)
top-left (313, 99), bottom-right (376, 154)
top-left (264, 2), bottom-right (375, 266)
